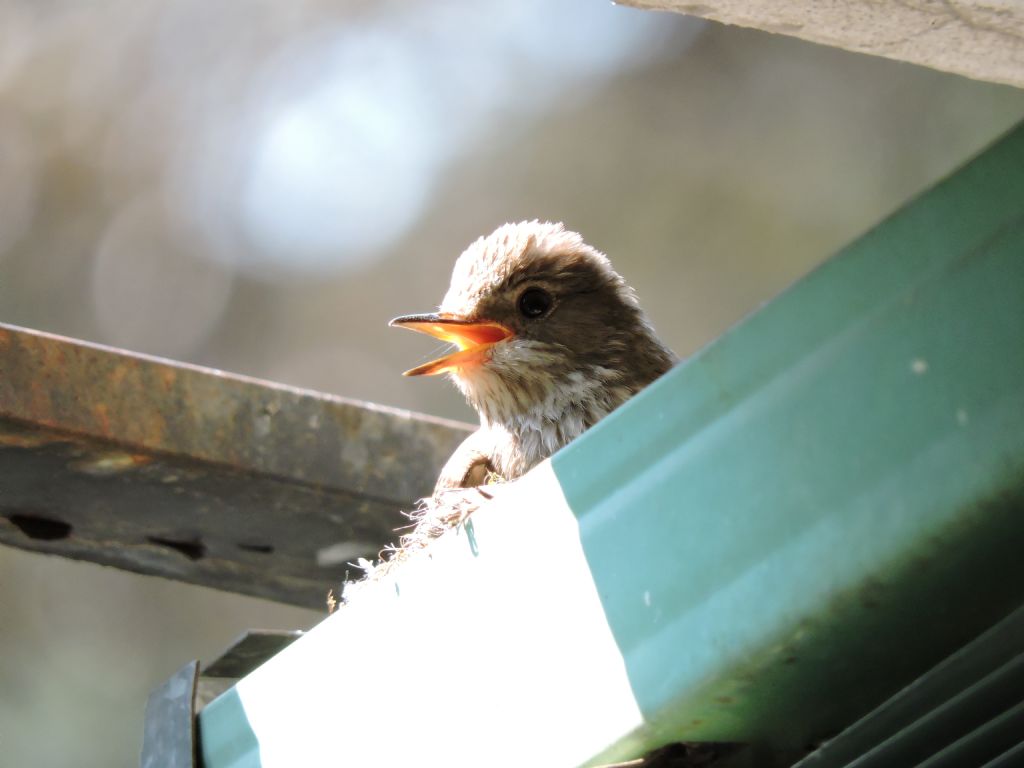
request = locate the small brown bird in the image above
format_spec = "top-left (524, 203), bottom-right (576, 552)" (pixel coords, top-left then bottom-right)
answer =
top-left (391, 221), bottom-right (676, 494)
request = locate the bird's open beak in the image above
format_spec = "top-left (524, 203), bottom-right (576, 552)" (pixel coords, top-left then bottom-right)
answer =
top-left (389, 313), bottom-right (513, 376)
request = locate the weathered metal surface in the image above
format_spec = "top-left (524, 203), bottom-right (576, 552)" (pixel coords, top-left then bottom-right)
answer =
top-left (620, 0), bottom-right (1024, 89)
top-left (141, 660), bottom-right (199, 768)
top-left (196, 631), bottom-right (304, 712)
top-left (0, 324), bottom-right (470, 499)
top-left (202, 631), bottom-right (304, 680)
top-left (197, 121), bottom-right (1024, 767)
top-left (0, 325), bottom-right (472, 608)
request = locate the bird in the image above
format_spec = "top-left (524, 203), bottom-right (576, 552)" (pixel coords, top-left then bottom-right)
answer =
top-left (390, 221), bottom-right (676, 496)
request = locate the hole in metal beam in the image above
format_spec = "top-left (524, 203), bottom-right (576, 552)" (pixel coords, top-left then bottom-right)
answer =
top-left (7, 513), bottom-right (73, 541)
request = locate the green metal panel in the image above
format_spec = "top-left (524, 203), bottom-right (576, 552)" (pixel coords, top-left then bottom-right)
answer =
top-left (197, 689), bottom-right (260, 768)
top-left (794, 606), bottom-right (1024, 768)
top-left (197, 122), bottom-right (1024, 766)
top-left (553, 119), bottom-right (1024, 754)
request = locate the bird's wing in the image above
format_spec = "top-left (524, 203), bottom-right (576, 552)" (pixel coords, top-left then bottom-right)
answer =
top-left (434, 429), bottom-right (498, 495)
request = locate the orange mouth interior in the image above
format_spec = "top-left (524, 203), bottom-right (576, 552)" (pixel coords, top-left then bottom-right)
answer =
top-left (389, 314), bottom-right (512, 376)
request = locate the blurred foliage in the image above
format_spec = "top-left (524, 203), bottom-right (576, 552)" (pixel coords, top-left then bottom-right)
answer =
top-left (0, 1), bottom-right (1022, 765)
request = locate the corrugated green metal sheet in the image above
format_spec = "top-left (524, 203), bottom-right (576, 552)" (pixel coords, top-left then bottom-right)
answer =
top-left (196, 121), bottom-right (1024, 767)
top-left (794, 606), bottom-right (1024, 767)
top-left (555, 120), bottom-right (1024, 754)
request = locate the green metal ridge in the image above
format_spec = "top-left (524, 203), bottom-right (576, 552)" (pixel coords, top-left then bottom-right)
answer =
top-left (553, 120), bottom-right (1024, 754)
top-left (793, 605), bottom-right (1024, 767)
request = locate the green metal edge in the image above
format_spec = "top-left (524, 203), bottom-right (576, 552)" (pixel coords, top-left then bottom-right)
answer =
top-left (554, 121), bottom-right (1024, 755)
top-left (197, 688), bottom-right (260, 768)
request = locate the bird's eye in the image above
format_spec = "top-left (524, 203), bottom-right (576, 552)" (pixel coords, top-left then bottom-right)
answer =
top-left (517, 288), bottom-right (553, 319)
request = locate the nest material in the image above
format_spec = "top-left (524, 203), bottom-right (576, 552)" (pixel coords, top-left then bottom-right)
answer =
top-left (335, 485), bottom-right (495, 607)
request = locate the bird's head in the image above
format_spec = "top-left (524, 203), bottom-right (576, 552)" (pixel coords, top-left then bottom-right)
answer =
top-left (390, 221), bottom-right (672, 427)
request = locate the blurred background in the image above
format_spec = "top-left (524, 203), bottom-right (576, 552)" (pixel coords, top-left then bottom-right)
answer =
top-left (0, 0), bottom-right (1022, 764)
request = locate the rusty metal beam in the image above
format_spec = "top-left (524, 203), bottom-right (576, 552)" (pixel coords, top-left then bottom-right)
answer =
top-left (0, 323), bottom-right (471, 609)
